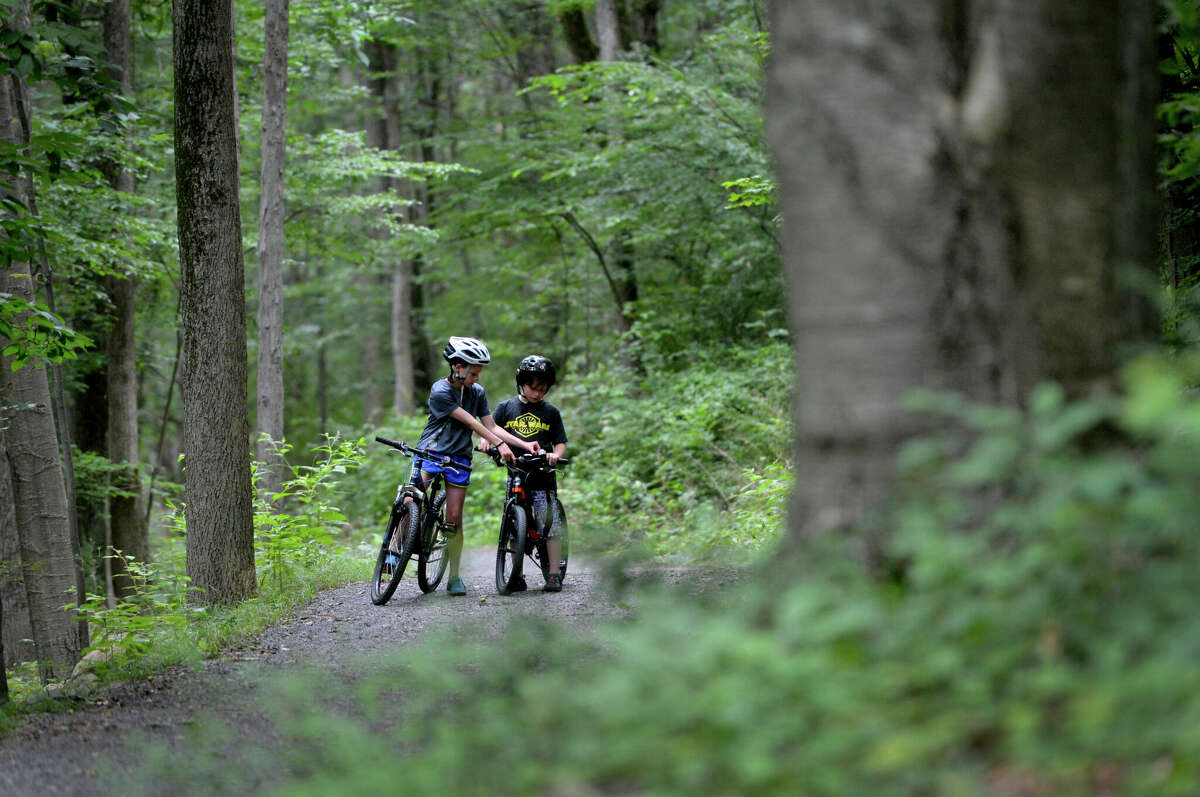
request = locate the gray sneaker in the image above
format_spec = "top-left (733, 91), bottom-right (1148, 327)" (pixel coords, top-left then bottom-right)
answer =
top-left (447, 576), bottom-right (467, 596)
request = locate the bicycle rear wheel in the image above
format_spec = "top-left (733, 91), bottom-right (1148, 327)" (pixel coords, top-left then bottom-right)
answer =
top-left (417, 491), bottom-right (449, 593)
top-left (538, 496), bottom-right (569, 583)
top-left (370, 501), bottom-right (418, 605)
top-left (495, 503), bottom-right (526, 594)
top-left (554, 499), bottom-right (568, 578)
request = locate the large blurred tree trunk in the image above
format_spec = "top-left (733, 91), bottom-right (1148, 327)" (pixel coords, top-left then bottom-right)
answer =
top-left (767, 1), bottom-right (1157, 544)
top-left (595, 0), bottom-right (623, 61)
top-left (174, 0), bottom-right (256, 605)
top-left (103, 0), bottom-right (148, 599)
top-left (255, 0), bottom-right (289, 498)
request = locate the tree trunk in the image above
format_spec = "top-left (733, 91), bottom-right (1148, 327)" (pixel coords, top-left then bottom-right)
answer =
top-left (500, 2), bottom-right (558, 81)
top-left (1, 0), bottom-right (85, 681)
top-left (103, 0), bottom-right (148, 599)
top-left (174, 0), bottom-right (256, 605)
top-left (0, 434), bottom-right (34, 668)
top-left (0, 283), bottom-right (84, 681)
top-left (0, 587), bottom-right (8, 705)
top-left (767, 0), bottom-right (1158, 545)
top-left (255, 0), bottom-right (289, 499)
top-left (595, 0), bottom-right (622, 61)
top-left (391, 260), bottom-right (415, 416)
top-left (628, 0), bottom-right (661, 53)
top-left (364, 40), bottom-right (411, 419)
top-left (558, 6), bottom-right (598, 64)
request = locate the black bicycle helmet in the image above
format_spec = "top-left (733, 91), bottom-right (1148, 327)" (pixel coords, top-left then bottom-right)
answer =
top-left (516, 355), bottom-right (557, 390)
top-left (442, 336), bottom-right (491, 366)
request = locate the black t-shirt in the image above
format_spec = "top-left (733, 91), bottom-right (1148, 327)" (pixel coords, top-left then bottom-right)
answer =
top-left (492, 396), bottom-right (568, 489)
top-left (416, 378), bottom-right (490, 459)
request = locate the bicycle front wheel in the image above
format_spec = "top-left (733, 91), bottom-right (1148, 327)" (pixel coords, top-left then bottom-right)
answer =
top-left (495, 503), bottom-right (527, 595)
top-left (370, 501), bottom-right (418, 605)
top-left (417, 491), bottom-right (449, 593)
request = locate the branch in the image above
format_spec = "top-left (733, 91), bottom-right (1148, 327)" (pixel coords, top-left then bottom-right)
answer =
top-left (558, 211), bottom-right (627, 316)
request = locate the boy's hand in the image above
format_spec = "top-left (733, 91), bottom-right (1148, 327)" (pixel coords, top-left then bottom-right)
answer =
top-left (545, 451), bottom-right (559, 466)
top-left (497, 441), bottom-right (515, 463)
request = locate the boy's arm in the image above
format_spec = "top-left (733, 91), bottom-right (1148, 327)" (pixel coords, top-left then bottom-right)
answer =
top-left (449, 407), bottom-right (517, 461)
top-left (480, 414), bottom-right (540, 454)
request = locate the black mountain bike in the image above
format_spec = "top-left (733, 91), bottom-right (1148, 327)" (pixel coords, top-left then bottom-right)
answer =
top-left (489, 448), bottom-right (569, 595)
top-left (369, 436), bottom-right (465, 605)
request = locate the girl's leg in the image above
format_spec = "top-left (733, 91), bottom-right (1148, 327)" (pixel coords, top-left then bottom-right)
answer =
top-left (445, 484), bottom-right (467, 579)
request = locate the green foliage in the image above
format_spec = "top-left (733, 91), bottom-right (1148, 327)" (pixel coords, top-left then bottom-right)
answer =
top-left (0, 289), bottom-right (91, 367)
top-left (721, 173), bottom-right (777, 209)
top-left (65, 552), bottom-right (201, 670)
top-left (560, 341), bottom-right (792, 558)
top-left (253, 434), bottom-right (366, 592)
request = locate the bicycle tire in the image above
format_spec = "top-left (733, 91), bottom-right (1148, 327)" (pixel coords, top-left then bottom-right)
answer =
top-left (370, 501), bottom-right (418, 605)
top-left (538, 496), bottom-right (569, 583)
top-left (495, 502), bottom-right (527, 594)
top-left (417, 490), bottom-right (450, 593)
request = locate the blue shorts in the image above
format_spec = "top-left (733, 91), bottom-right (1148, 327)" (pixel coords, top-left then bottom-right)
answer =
top-left (411, 453), bottom-right (471, 488)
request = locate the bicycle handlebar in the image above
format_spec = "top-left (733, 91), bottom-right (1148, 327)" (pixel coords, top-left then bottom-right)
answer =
top-left (484, 445), bottom-right (568, 470)
top-left (374, 436), bottom-right (472, 472)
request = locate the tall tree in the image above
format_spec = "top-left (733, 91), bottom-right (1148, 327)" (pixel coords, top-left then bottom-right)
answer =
top-left (595, 0), bottom-right (623, 61)
top-left (559, 4), bottom-right (598, 63)
top-left (1, 0), bottom-right (85, 682)
top-left (767, 1), bottom-right (1157, 545)
top-left (0, 432), bottom-right (33, 667)
top-left (174, 0), bottom-right (256, 605)
top-left (102, 0), bottom-right (147, 598)
top-left (256, 0), bottom-right (289, 498)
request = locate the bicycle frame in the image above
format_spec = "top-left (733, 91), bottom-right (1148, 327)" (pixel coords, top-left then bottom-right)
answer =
top-left (370, 436), bottom-right (470, 603)
top-left (490, 448), bottom-right (568, 593)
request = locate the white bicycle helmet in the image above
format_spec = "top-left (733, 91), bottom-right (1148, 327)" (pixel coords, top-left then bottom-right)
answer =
top-left (442, 336), bottom-right (491, 365)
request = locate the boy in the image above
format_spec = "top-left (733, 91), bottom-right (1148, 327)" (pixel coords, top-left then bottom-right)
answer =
top-left (404, 336), bottom-right (538, 596)
top-left (489, 354), bottom-right (569, 592)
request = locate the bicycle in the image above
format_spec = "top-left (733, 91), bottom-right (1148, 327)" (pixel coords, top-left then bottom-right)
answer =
top-left (488, 447), bottom-right (570, 595)
top-left (369, 436), bottom-right (466, 605)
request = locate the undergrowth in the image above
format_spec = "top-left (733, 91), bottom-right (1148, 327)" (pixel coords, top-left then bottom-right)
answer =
top-left (2, 436), bottom-right (371, 711)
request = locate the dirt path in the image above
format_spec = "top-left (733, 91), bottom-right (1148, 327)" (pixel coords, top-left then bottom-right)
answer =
top-left (0, 547), bottom-right (643, 797)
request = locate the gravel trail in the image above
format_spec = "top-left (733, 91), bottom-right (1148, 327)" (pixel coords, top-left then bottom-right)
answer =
top-left (0, 547), bottom-right (642, 796)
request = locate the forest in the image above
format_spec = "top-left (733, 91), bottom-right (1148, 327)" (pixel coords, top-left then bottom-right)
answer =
top-left (3, 0), bottom-right (1200, 793)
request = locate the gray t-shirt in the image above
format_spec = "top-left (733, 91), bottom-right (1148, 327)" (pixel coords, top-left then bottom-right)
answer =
top-left (416, 378), bottom-right (490, 459)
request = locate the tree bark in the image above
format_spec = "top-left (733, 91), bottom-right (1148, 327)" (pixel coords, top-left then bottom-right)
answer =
top-left (1, 0), bottom-right (85, 682)
top-left (0, 433), bottom-right (34, 668)
top-left (628, 0), bottom-right (661, 53)
top-left (174, 0), bottom-right (256, 605)
top-left (103, 0), bottom-right (148, 599)
top-left (0, 279), bottom-right (84, 681)
top-left (558, 7), bottom-right (598, 64)
top-left (766, 0), bottom-right (1158, 544)
top-left (595, 0), bottom-right (622, 61)
top-left (255, 0), bottom-right (289, 499)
